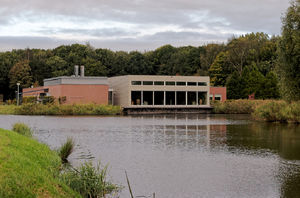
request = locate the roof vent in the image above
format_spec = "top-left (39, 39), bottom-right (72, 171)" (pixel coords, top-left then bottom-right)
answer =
top-left (80, 65), bottom-right (85, 77)
top-left (74, 65), bottom-right (79, 77)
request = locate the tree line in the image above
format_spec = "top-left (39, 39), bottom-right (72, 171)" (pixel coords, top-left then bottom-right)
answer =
top-left (0, 33), bottom-right (280, 100)
top-left (1, 0), bottom-right (299, 101)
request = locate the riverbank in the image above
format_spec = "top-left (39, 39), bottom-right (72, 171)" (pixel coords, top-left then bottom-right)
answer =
top-left (0, 128), bottom-right (80, 197)
top-left (0, 103), bottom-right (122, 115)
top-left (212, 99), bottom-right (300, 123)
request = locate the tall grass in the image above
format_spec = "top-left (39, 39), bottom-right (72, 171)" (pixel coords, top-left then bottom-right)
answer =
top-left (12, 123), bottom-right (33, 137)
top-left (212, 100), bottom-right (272, 114)
top-left (253, 101), bottom-right (300, 123)
top-left (0, 103), bottom-right (122, 115)
top-left (61, 162), bottom-right (119, 198)
top-left (59, 138), bottom-right (75, 163)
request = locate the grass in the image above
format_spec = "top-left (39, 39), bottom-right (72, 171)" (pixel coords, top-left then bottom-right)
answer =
top-left (0, 128), bottom-right (81, 198)
top-left (253, 101), bottom-right (300, 123)
top-left (0, 103), bottom-right (122, 116)
top-left (212, 99), bottom-right (272, 114)
top-left (212, 99), bottom-right (300, 124)
top-left (61, 162), bottom-right (119, 198)
top-left (59, 138), bottom-right (75, 163)
top-left (12, 122), bottom-right (33, 137)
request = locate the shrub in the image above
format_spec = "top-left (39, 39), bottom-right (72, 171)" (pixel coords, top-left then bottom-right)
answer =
top-left (12, 123), bottom-right (33, 137)
top-left (61, 162), bottom-right (119, 198)
top-left (22, 96), bottom-right (37, 104)
top-left (58, 138), bottom-right (75, 163)
top-left (41, 96), bottom-right (55, 105)
top-left (252, 101), bottom-right (300, 123)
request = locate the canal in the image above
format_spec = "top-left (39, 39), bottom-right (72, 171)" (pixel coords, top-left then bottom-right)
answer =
top-left (0, 114), bottom-right (299, 198)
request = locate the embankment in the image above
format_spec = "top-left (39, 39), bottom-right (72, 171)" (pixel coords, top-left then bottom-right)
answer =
top-left (0, 128), bottom-right (81, 197)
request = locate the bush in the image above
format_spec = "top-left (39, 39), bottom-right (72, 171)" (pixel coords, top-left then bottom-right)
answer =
top-left (253, 101), bottom-right (300, 123)
top-left (212, 100), bottom-right (262, 114)
top-left (41, 96), bottom-right (55, 105)
top-left (58, 138), bottom-right (75, 163)
top-left (22, 96), bottom-right (37, 104)
top-left (61, 162), bottom-right (119, 198)
top-left (12, 123), bottom-right (33, 137)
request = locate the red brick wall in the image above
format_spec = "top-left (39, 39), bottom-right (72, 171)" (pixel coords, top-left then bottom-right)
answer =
top-left (210, 87), bottom-right (227, 102)
top-left (23, 84), bottom-right (108, 104)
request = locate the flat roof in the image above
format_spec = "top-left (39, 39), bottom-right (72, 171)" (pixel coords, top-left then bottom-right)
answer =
top-left (44, 76), bottom-right (108, 86)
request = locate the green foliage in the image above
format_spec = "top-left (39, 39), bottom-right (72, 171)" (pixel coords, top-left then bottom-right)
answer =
top-left (58, 138), bottom-right (75, 163)
top-left (8, 60), bottom-right (33, 90)
top-left (254, 101), bottom-right (300, 123)
top-left (277, 0), bottom-right (300, 101)
top-left (209, 52), bottom-right (228, 86)
top-left (226, 71), bottom-right (243, 99)
top-left (22, 96), bottom-right (37, 104)
top-left (46, 56), bottom-right (69, 77)
top-left (3, 103), bottom-right (122, 115)
top-left (61, 162), bottom-right (119, 198)
top-left (0, 33), bottom-right (283, 101)
top-left (12, 122), bottom-right (33, 137)
top-left (212, 100), bottom-right (264, 114)
top-left (0, 128), bottom-right (80, 197)
top-left (41, 96), bottom-right (55, 104)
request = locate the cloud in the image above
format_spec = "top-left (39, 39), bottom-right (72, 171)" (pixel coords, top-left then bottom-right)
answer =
top-left (0, 0), bottom-right (291, 51)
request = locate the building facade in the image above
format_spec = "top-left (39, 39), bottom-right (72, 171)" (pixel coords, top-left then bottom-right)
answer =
top-left (108, 75), bottom-right (210, 108)
top-left (210, 87), bottom-right (227, 102)
top-left (23, 76), bottom-right (109, 104)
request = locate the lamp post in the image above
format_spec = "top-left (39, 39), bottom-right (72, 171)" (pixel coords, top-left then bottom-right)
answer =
top-left (16, 83), bottom-right (20, 106)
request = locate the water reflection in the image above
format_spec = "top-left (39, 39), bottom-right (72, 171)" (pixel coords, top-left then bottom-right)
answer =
top-left (0, 114), bottom-right (299, 198)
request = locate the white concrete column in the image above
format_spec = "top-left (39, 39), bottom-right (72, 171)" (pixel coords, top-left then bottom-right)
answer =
top-left (141, 91), bottom-right (143, 105)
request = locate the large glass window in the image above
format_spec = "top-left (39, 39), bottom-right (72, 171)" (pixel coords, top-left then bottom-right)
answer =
top-left (166, 81), bottom-right (175, 86)
top-left (131, 81), bottom-right (141, 85)
top-left (143, 91), bottom-right (153, 105)
top-left (143, 81), bottom-right (153, 85)
top-left (176, 91), bottom-right (186, 105)
top-left (176, 82), bottom-right (186, 86)
top-left (166, 91), bottom-right (175, 105)
top-left (154, 81), bottom-right (164, 85)
top-left (187, 82), bottom-right (197, 86)
top-left (198, 92), bottom-right (207, 105)
top-left (198, 82), bottom-right (207, 86)
top-left (154, 91), bottom-right (164, 105)
top-left (131, 91), bottom-right (141, 105)
top-left (187, 92), bottom-right (197, 105)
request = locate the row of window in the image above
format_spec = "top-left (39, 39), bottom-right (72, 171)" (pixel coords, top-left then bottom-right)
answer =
top-left (131, 91), bottom-right (208, 106)
top-left (131, 81), bottom-right (207, 86)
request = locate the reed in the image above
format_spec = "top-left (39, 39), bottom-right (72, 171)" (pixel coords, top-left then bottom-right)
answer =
top-left (12, 122), bottom-right (33, 137)
top-left (61, 162), bottom-right (119, 198)
top-left (58, 138), bottom-right (75, 163)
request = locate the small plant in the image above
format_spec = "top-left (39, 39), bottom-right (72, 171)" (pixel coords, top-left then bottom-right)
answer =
top-left (61, 162), bottom-right (119, 198)
top-left (58, 138), bottom-right (75, 163)
top-left (12, 122), bottom-right (33, 137)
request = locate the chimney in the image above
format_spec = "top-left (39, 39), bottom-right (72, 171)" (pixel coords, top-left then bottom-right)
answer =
top-left (80, 65), bottom-right (85, 77)
top-left (74, 65), bottom-right (79, 77)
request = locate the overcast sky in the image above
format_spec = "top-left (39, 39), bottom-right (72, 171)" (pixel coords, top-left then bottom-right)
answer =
top-left (0, 0), bottom-right (290, 51)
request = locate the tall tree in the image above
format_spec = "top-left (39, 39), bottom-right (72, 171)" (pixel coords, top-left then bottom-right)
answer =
top-left (277, 0), bottom-right (300, 101)
top-left (8, 60), bottom-right (33, 90)
top-left (209, 52), bottom-right (229, 86)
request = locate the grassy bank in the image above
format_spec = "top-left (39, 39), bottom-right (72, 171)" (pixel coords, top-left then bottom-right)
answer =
top-left (0, 128), bottom-right (80, 197)
top-left (0, 103), bottom-right (122, 115)
top-left (212, 99), bottom-right (300, 123)
top-left (212, 100), bottom-right (272, 114)
top-left (253, 101), bottom-right (300, 123)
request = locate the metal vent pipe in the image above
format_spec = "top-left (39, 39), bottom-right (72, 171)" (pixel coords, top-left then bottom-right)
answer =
top-left (80, 65), bottom-right (85, 77)
top-left (74, 65), bottom-right (79, 77)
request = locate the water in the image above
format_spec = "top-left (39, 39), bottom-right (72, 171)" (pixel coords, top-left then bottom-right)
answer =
top-left (0, 114), bottom-right (300, 198)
